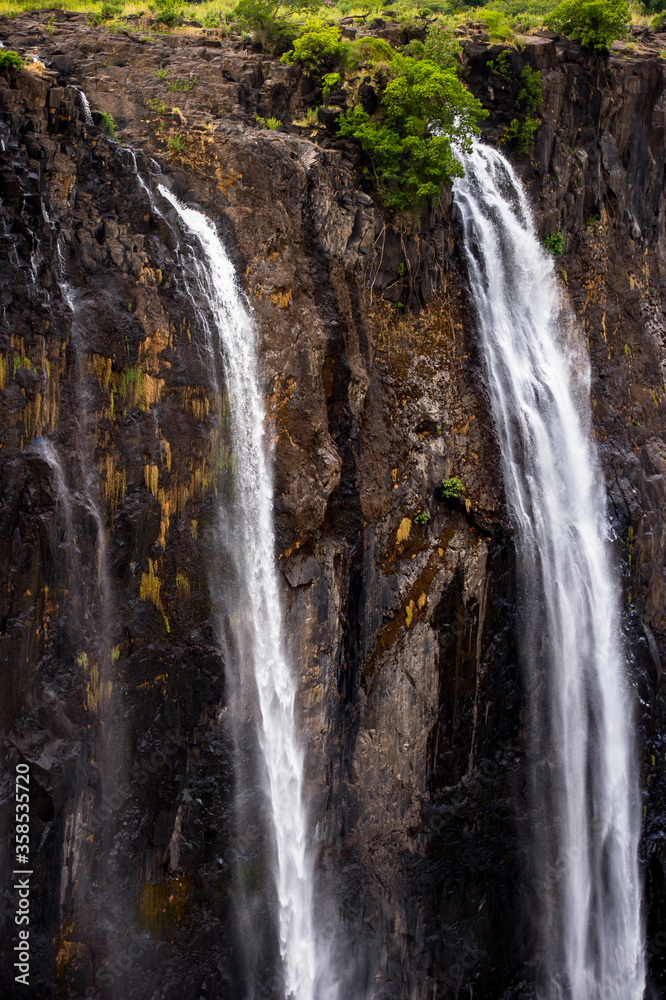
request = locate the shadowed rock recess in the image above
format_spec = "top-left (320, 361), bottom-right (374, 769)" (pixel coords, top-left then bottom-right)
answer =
top-left (1, 9), bottom-right (666, 999)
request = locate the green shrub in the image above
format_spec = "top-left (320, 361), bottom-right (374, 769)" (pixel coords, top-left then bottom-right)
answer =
top-left (156, 62), bottom-right (168, 79)
top-left (338, 56), bottom-right (487, 211)
top-left (232, 0), bottom-right (322, 51)
top-left (479, 8), bottom-right (515, 40)
top-left (100, 1), bottom-right (122, 18)
top-left (543, 231), bottom-right (564, 255)
top-left (414, 510), bottom-right (431, 525)
top-left (546, 0), bottom-right (630, 48)
top-left (0, 50), bottom-right (24, 73)
top-left (202, 9), bottom-right (222, 27)
top-left (293, 107), bottom-right (319, 126)
top-left (488, 48), bottom-right (513, 75)
top-left (438, 476), bottom-right (463, 500)
top-left (517, 66), bottom-right (541, 115)
top-left (422, 23), bottom-right (462, 70)
top-left (401, 38), bottom-right (425, 59)
top-left (168, 133), bottom-right (185, 151)
top-left (322, 70), bottom-right (342, 96)
top-left (149, 0), bottom-right (184, 25)
top-left (344, 36), bottom-right (396, 72)
top-left (651, 12), bottom-right (666, 31)
top-left (502, 116), bottom-right (540, 154)
top-left (281, 20), bottom-right (341, 66)
top-left (99, 112), bottom-right (117, 138)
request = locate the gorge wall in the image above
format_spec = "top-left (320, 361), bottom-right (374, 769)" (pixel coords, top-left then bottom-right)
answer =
top-left (0, 10), bottom-right (665, 999)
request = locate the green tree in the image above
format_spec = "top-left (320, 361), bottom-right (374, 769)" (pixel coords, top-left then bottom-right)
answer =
top-left (546, 0), bottom-right (630, 49)
top-left (422, 23), bottom-right (462, 70)
top-left (280, 20), bottom-right (341, 66)
top-left (338, 56), bottom-right (487, 211)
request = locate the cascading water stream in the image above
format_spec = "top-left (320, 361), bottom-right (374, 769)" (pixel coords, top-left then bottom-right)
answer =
top-left (157, 185), bottom-right (320, 1000)
top-left (74, 87), bottom-right (94, 126)
top-left (453, 144), bottom-right (644, 998)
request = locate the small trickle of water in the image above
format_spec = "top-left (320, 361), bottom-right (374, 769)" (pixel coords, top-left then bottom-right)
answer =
top-left (31, 437), bottom-right (73, 536)
top-left (41, 198), bottom-right (54, 228)
top-left (74, 88), bottom-right (94, 127)
top-left (158, 183), bottom-right (321, 1000)
top-left (454, 144), bottom-right (644, 1000)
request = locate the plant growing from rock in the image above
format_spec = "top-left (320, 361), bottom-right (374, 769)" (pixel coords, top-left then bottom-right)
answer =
top-left (517, 66), bottom-right (542, 115)
top-left (253, 113), bottom-right (283, 129)
top-left (167, 75), bottom-right (198, 91)
top-left (99, 112), bottom-right (117, 138)
top-left (438, 476), bottom-right (463, 500)
top-left (339, 58), bottom-right (486, 211)
top-left (156, 61), bottom-right (168, 79)
top-left (414, 510), bottom-right (431, 525)
top-left (168, 132), bottom-right (185, 152)
top-left (487, 48), bottom-right (513, 76)
top-left (0, 50), bottom-right (23, 73)
top-left (147, 97), bottom-right (168, 114)
top-left (281, 19), bottom-right (342, 66)
top-left (543, 232), bottom-right (564, 255)
top-left (322, 70), bottom-right (342, 97)
top-left (278, 15), bottom-right (485, 212)
top-left (502, 117), bottom-right (540, 155)
top-left (292, 108), bottom-right (319, 127)
top-left (501, 66), bottom-right (542, 156)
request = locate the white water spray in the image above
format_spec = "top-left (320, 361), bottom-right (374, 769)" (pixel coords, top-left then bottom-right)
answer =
top-left (454, 145), bottom-right (644, 999)
top-left (158, 185), bottom-right (318, 1000)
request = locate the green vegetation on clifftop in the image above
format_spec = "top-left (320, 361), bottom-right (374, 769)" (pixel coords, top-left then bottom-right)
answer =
top-left (546, 0), bottom-right (631, 48)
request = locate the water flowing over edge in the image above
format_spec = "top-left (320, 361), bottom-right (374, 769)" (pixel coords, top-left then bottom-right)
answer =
top-left (156, 184), bottom-right (324, 1000)
top-left (453, 143), bottom-right (645, 1000)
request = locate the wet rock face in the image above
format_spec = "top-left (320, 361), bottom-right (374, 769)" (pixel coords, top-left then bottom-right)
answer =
top-left (0, 11), bottom-right (664, 1000)
top-left (463, 31), bottom-right (665, 243)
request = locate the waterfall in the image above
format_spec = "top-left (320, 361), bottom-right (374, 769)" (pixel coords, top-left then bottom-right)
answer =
top-left (158, 185), bottom-right (319, 1000)
top-left (453, 145), bottom-right (644, 999)
top-left (74, 87), bottom-right (94, 126)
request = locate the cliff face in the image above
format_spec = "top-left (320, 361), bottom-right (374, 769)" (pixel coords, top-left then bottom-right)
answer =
top-left (0, 10), bottom-right (665, 1000)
